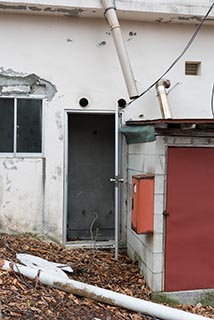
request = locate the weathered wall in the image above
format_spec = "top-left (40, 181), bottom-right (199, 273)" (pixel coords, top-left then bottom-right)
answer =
top-left (0, 10), bottom-right (213, 242)
top-left (127, 136), bottom-right (214, 291)
top-left (0, 158), bottom-right (44, 234)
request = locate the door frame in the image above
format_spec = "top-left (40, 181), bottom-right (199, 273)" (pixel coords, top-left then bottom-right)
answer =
top-left (63, 109), bottom-right (118, 246)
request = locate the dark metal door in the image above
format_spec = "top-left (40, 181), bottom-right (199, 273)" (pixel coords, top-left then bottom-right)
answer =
top-left (165, 147), bottom-right (214, 291)
top-left (67, 113), bottom-right (115, 241)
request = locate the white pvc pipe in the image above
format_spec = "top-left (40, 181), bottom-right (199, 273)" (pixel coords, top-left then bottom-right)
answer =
top-left (102, 0), bottom-right (139, 99)
top-left (0, 258), bottom-right (211, 320)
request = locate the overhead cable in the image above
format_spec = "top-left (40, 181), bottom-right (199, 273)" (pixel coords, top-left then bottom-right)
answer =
top-left (128, 2), bottom-right (214, 106)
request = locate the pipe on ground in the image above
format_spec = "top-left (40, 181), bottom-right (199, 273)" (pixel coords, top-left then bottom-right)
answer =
top-left (0, 258), bottom-right (211, 320)
top-left (102, 0), bottom-right (139, 99)
top-left (156, 79), bottom-right (172, 119)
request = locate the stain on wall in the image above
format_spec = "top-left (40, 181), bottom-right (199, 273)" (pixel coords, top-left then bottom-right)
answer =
top-left (97, 41), bottom-right (107, 47)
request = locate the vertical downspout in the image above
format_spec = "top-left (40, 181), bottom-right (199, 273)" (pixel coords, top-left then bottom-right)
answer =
top-left (102, 0), bottom-right (139, 99)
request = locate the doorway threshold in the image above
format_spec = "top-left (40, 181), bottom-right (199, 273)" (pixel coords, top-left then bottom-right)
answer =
top-left (65, 240), bottom-right (115, 249)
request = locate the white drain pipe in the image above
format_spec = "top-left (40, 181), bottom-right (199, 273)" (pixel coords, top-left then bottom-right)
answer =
top-left (0, 258), bottom-right (211, 320)
top-left (156, 79), bottom-right (172, 119)
top-left (102, 0), bottom-right (139, 99)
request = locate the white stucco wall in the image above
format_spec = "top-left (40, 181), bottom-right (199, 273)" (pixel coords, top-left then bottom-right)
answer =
top-left (0, 8), bottom-right (213, 242)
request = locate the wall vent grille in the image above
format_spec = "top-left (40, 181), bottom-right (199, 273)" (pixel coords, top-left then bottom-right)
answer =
top-left (185, 62), bottom-right (201, 76)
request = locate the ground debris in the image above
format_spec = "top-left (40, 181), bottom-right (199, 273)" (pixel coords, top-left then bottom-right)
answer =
top-left (0, 234), bottom-right (214, 319)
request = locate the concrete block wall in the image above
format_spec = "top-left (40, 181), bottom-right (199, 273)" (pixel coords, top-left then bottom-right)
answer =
top-left (127, 135), bottom-right (214, 292)
top-left (127, 136), bottom-right (166, 292)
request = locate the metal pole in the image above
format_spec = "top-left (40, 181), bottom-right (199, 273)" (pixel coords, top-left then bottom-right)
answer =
top-left (115, 103), bottom-right (119, 260)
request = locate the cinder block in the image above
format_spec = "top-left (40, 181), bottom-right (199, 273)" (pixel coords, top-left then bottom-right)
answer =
top-left (192, 137), bottom-right (209, 145)
top-left (154, 194), bottom-right (164, 214)
top-left (156, 137), bottom-right (165, 155)
top-left (154, 214), bottom-right (164, 233)
top-left (174, 137), bottom-right (192, 144)
top-left (155, 175), bottom-right (165, 194)
top-left (153, 253), bottom-right (163, 273)
top-left (165, 137), bottom-right (175, 145)
top-left (152, 272), bottom-right (163, 292)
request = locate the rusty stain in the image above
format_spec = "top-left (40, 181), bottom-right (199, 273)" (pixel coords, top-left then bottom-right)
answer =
top-left (53, 281), bottom-right (116, 306)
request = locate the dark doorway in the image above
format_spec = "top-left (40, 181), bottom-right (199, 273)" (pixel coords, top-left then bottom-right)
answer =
top-left (67, 113), bottom-right (115, 241)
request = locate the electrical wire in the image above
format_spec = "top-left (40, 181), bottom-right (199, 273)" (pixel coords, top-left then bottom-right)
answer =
top-left (128, 2), bottom-right (214, 106)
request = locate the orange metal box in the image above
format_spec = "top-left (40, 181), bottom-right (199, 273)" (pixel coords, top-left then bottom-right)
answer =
top-left (131, 174), bottom-right (154, 234)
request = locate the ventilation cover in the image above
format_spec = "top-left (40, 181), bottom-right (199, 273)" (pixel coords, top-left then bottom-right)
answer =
top-left (185, 62), bottom-right (201, 76)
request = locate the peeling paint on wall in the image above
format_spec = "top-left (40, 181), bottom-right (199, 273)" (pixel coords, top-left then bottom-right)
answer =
top-left (28, 6), bottom-right (42, 12)
top-left (3, 160), bottom-right (18, 171)
top-left (43, 7), bottom-right (84, 17)
top-left (0, 3), bottom-right (84, 17)
top-left (0, 4), bottom-right (27, 11)
top-left (0, 72), bottom-right (57, 100)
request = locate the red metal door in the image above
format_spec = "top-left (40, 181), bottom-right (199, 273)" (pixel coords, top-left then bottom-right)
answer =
top-left (165, 147), bottom-right (214, 291)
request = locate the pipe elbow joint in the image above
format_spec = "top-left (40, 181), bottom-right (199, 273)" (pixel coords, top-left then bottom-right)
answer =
top-left (156, 79), bottom-right (171, 90)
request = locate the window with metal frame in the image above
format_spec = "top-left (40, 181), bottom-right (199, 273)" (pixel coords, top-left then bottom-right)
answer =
top-left (0, 97), bottom-right (43, 155)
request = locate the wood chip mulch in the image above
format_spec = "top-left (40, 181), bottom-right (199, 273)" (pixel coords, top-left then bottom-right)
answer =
top-left (0, 233), bottom-right (214, 319)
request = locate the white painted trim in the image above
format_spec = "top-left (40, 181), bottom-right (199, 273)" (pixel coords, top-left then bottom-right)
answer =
top-left (41, 99), bottom-right (46, 158)
top-left (63, 110), bottom-right (68, 245)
